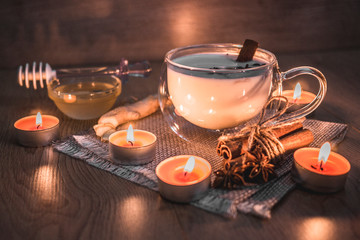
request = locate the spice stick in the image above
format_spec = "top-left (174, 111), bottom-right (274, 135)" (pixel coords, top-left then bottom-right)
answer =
top-left (271, 117), bottom-right (305, 138)
top-left (236, 39), bottom-right (259, 62)
top-left (217, 140), bottom-right (242, 160)
top-left (93, 94), bottom-right (159, 140)
top-left (280, 129), bottom-right (314, 152)
top-left (217, 119), bottom-right (305, 160)
top-left (98, 94), bottom-right (159, 127)
top-left (216, 140), bottom-right (225, 156)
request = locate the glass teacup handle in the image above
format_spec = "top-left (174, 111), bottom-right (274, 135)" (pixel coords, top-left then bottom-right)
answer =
top-left (277, 66), bottom-right (327, 122)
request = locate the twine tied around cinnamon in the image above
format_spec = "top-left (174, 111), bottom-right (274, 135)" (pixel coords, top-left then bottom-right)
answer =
top-left (219, 96), bottom-right (291, 163)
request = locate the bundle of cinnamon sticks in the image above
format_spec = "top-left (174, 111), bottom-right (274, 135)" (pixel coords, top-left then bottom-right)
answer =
top-left (214, 118), bottom-right (314, 188)
top-left (217, 118), bottom-right (313, 162)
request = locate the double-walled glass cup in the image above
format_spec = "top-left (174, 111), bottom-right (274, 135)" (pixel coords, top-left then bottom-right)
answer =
top-left (159, 43), bottom-right (326, 141)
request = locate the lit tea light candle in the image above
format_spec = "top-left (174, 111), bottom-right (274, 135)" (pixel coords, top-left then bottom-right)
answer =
top-left (109, 124), bottom-right (156, 165)
top-left (282, 82), bottom-right (317, 104)
top-left (14, 112), bottom-right (60, 147)
top-left (291, 142), bottom-right (351, 193)
top-left (156, 155), bottom-right (211, 203)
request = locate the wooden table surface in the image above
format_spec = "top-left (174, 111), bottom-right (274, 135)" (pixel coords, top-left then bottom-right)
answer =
top-left (0, 50), bottom-right (359, 240)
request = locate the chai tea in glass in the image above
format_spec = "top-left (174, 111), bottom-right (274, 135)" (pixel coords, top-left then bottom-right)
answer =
top-left (159, 43), bottom-right (327, 141)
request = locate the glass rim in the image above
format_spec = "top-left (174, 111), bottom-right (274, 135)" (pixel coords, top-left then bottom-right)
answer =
top-left (165, 43), bottom-right (277, 73)
top-left (47, 75), bottom-right (121, 99)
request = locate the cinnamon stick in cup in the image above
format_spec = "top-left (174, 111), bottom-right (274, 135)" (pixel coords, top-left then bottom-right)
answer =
top-left (236, 39), bottom-right (259, 62)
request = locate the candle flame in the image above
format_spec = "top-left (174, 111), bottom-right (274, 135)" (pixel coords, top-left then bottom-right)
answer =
top-left (184, 156), bottom-right (195, 174)
top-left (318, 142), bottom-right (331, 164)
top-left (126, 124), bottom-right (135, 143)
top-left (293, 82), bottom-right (302, 100)
top-left (36, 112), bottom-right (42, 127)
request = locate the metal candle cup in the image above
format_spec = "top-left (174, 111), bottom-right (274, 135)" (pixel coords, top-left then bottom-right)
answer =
top-left (109, 129), bottom-right (156, 165)
top-left (155, 155), bottom-right (211, 203)
top-left (14, 115), bottom-right (60, 147)
top-left (291, 148), bottom-right (351, 193)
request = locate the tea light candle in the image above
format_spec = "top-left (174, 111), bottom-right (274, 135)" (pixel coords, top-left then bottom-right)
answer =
top-left (282, 82), bottom-right (317, 104)
top-left (109, 124), bottom-right (156, 165)
top-left (156, 155), bottom-right (211, 203)
top-left (291, 142), bottom-right (351, 193)
top-left (14, 112), bottom-right (60, 147)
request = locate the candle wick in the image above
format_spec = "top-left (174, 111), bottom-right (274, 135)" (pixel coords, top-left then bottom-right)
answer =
top-left (311, 161), bottom-right (324, 171)
top-left (37, 124), bottom-right (41, 129)
top-left (184, 171), bottom-right (188, 177)
top-left (319, 160), bottom-right (324, 171)
top-left (128, 141), bottom-right (134, 146)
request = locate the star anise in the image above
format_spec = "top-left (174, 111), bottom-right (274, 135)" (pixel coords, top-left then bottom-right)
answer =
top-left (247, 146), bottom-right (275, 183)
top-left (213, 156), bottom-right (249, 189)
top-left (214, 144), bottom-right (277, 188)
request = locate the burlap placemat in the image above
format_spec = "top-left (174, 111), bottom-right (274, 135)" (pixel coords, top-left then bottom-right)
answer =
top-left (53, 112), bottom-right (347, 218)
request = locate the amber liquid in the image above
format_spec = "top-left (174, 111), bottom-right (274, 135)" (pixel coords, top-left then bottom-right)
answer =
top-left (48, 81), bottom-right (121, 120)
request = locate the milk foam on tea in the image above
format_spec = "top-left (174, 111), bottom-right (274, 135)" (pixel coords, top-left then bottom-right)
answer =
top-left (167, 52), bottom-right (272, 130)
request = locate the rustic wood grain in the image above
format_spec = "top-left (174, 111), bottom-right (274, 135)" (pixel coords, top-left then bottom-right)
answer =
top-left (0, 50), bottom-right (360, 239)
top-left (0, 0), bottom-right (360, 68)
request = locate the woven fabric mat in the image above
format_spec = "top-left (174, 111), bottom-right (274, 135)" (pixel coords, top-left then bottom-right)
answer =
top-left (53, 112), bottom-right (348, 218)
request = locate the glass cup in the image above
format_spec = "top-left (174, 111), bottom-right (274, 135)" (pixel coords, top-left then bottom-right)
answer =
top-left (48, 75), bottom-right (122, 120)
top-left (159, 43), bottom-right (326, 141)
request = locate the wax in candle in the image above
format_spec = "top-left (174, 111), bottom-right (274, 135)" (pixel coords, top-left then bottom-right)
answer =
top-left (303, 157), bottom-right (342, 175)
top-left (14, 115), bottom-right (59, 131)
top-left (173, 167), bottom-right (201, 184)
top-left (28, 125), bottom-right (43, 130)
top-left (282, 90), bottom-right (316, 104)
top-left (156, 156), bottom-right (210, 186)
top-left (294, 148), bottom-right (350, 176)
top-left (114, 140), bottom-right (143, 147)
top-left (110, 130), bottom-right (154, 147)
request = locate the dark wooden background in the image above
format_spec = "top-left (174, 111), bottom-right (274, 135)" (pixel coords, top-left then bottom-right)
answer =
top-left (0, 0), bottom-right (359, 69)
top-left (1, 0), bottom-right (360, 239)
